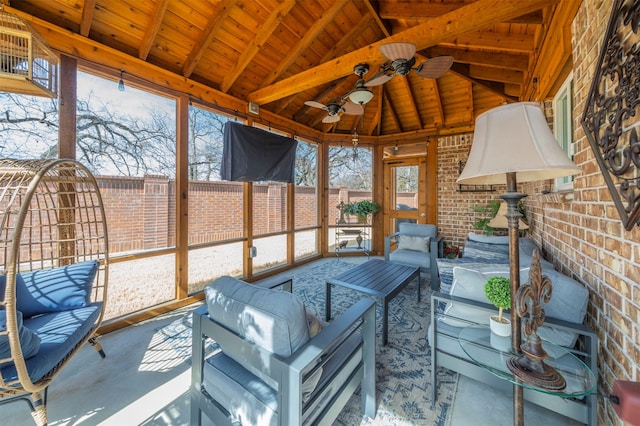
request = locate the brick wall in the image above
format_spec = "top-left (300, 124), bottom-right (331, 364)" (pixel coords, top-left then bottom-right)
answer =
top-left (564, 2), bottom-right (639, 423)
top-left (97, 176), bottom-right (371, 254)
top-left (436, 134), bottom-right (507, 249)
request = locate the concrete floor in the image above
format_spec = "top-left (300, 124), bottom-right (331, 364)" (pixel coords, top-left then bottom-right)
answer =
top-left (1, 258), bottom-right (583, 425)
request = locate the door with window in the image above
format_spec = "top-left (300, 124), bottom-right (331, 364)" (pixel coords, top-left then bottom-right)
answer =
top-left (383, 157), bottom-right (427, 237)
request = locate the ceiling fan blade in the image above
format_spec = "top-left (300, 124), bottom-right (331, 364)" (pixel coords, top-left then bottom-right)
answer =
top-left (322, 114), bottom-right (341, 123)
top-left (379, 42), bottom-right (416, 61)
top-left (415, 56), bottom-right (454, 79)
top-left (365, 72), bottom-right (394, 87)
top-left (304, 100), bottom-right (328, 110)
top-left (342, 102), bottom-right (364, 115)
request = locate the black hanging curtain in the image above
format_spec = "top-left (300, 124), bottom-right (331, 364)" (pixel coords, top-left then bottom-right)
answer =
top-left (221, 121), bottom-right (297, 183)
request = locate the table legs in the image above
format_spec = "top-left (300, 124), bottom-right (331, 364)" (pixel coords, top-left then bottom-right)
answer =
top-left (325, 282), bottom-right (332, 321)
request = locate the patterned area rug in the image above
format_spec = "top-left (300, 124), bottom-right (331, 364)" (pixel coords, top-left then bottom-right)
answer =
top-left (155, 259), bottom-right (458, 426)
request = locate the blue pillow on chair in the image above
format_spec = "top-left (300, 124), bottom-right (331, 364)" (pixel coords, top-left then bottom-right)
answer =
top-left (7, 261), bottom-right (100, 318)
top-left (0, 310), bottom-right (41, 368)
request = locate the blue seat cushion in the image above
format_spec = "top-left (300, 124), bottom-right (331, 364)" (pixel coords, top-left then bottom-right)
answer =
top-left (13, 261), bottom-right (99, 318)
top-left (0, 303), bottom-right (101, 383)
top-left (389, 248), bottom-right (431, 269)
top-left (0, 310), bottom-right (41, 368)
top-left (202, 332), bottom-right (361, 426)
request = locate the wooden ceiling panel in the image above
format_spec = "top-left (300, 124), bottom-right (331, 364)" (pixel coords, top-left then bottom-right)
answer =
top-left (8, 0), bottom-right (575, 141)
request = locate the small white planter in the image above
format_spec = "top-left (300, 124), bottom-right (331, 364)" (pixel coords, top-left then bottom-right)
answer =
top-left (489, 315), bottom-right (511, 337)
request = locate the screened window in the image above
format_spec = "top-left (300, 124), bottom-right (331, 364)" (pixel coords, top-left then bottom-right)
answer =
top-left (295, 138), bottom-right (319, 259)
top-left (328, 145), bottom-right (374, 252)
top-left (187, 104), bottom-right (243, 293)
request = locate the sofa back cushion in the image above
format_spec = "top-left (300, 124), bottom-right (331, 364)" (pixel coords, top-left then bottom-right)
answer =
top-left (0, 310), bottom-right (41, 368)
top-left (442, 266), bottom-right (530, 327)
top-left (1, 261), bottom-right (99, 319)
top-left (205, 276), bottom-right (311, 390)
top-left (398, 235), bottom-right (430, 253)
top-left (399, 223), bottom-right (437, 239)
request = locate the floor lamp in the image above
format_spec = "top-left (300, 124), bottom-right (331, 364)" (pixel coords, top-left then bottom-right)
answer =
top-left (457, 102), bottom-right (581, 426)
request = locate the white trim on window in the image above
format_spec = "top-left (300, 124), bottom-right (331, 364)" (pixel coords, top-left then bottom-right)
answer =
top-left (552, 73), bottom-right (574, 192)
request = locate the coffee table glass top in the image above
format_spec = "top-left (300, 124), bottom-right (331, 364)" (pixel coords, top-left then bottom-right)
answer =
top-left (459, 324), bottom-right (596, 398)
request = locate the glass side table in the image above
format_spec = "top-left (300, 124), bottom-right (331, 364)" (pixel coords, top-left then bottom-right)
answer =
top-left (459, 324), bottom-right (596, 399)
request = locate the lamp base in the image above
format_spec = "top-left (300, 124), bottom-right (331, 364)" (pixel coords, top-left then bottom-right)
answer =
top-left (507, 337), bottom-right (566, 391)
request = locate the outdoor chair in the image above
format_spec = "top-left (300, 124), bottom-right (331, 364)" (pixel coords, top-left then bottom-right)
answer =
top-left (0, 159), bottom-right (109, 426)
top-left (385, 223), bottom-right (440, 290)
top-left (190, 275), bottom-right (376, 426)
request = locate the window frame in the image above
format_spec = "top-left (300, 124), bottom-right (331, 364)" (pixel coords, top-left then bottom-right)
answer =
top-left (552, 73), bottom-right (574, 192)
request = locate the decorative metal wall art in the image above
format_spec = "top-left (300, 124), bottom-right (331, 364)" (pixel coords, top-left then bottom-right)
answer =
top-left (581, 0), bottom-right (640, 230)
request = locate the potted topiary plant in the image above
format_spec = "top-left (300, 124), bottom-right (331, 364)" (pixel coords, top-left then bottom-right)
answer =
top-left (344, 200), bottom-right (380, 223)
top-left (484, 276), bottom-right (511, 337)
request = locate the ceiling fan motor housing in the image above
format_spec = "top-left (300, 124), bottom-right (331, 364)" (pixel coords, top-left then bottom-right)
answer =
top-left (392, 57), bottom-right (416, 76)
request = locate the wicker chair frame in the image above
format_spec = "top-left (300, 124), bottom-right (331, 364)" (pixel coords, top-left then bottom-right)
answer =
top-left (0, 159), bottom-right (109, 425)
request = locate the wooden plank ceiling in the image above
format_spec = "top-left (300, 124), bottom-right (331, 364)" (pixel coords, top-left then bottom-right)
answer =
top-left (8, 0), bottom-right (578, 141)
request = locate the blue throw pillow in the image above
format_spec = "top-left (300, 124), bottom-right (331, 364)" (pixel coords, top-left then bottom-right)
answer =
top-left (0, 310), bottom-right (41, 368)
top-left (14, 261), bottom-right (99, 318)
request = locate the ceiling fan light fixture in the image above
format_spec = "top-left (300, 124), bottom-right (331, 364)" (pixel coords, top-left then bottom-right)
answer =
top-left (379, 42), bottom-right (416, 61)
top-left (349, 88), bottom-right (374, 105)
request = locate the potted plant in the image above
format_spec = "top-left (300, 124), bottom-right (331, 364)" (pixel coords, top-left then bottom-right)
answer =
top-left (484, 276), bottom-right (511, 337)
top-left (344, 200), bottom-right (380, 223)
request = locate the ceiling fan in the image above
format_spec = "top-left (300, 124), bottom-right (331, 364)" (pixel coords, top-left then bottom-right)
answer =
top-left (304, 99), bottom-right (364, 123)
top-left (365, 42), bottom-right (454, 87)
top-left (305, 64), bottom-right (372, 123)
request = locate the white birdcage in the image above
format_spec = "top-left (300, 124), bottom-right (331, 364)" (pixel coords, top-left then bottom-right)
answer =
top-left (0, 5), bottom-right (58, 98)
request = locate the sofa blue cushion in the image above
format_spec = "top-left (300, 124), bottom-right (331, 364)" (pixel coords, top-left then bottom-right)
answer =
top-left (205, 276), bottom-right (310, 389)
top-left (0, 303), bottom-right (101, 383)
top-left (202, 330), bottom-right (361, 426)
top-left (0, 310), bottom-right (41, 368)
top-left (15, 261), bottom-right (99, 318)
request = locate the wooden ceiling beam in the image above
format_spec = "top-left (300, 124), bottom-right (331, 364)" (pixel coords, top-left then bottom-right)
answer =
top-left (383, 86), bottom-right (402, 133)
top-left (378, 0), bottom-right (544, 24)
top-left (469, 65), bottom-right (524, 85)
top-left (367, 85), bottom-right (384, 136)
top-left (249, 0), bottom-right (558, 105)
top-left (182, 0), bottom-right (236, 78)
top-left (400, 78), bottom-right (422, 129)
top-left (428, 46), bottom-right (529, 71)
top-left (138, 0), bottom-right (170, 60)
top-left (261, 0), bottom-right (350, 87)
top-left (449, 63), bottom-right (517, 101)
top-left (363, 0), bottom-right (391, 37)
top-left (275, 18), bottom-right (374, 115)
top-left (431, 79), bottom-right (445, 127)
top-left (440, 31), bottom-right (535, 53)
top-left (221, 0), bottom-right (297, 93)
top-left (79, 0), bottom-right (96, 37)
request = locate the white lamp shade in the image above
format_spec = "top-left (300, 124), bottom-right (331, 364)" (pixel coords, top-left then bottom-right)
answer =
top-left (488, 202), bottom-right (529, 229)
top-left (458, 102), bottom-right (581, 185)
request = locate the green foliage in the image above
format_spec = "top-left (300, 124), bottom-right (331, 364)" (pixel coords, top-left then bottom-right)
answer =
top-left (344, 200), bottom-right (380, 216)
top-left (471, 200), bottom-right (528, 235)
top-left (471, 200), bottom-right (501, 235)
top-left (484, 276), bottom-right (511, 321)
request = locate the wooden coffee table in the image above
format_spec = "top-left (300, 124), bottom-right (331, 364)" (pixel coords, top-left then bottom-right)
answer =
top-left (325, 259), bottom-right (420, 345)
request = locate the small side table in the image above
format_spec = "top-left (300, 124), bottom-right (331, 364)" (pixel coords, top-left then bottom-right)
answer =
top-left (459, 325), bottom-right (596, 423)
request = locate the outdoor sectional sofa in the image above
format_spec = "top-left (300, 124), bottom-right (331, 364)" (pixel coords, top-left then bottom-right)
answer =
top-left (428, 233), bottom-right (598, 425)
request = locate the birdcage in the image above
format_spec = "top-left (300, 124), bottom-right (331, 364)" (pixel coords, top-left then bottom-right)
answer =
top-left (0, 5), bottom-right (58, 98)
